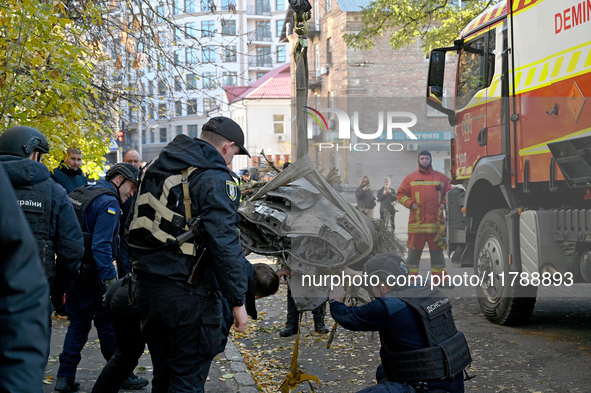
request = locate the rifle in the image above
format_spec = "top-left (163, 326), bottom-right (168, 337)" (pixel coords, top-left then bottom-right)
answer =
top-left (176, 217), bottom-right (208, 284)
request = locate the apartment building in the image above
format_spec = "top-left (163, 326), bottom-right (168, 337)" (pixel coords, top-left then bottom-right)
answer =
top-left (283, 0), bottom-right (454, 189)
top-left (121, 0), bottom-right (288, 163)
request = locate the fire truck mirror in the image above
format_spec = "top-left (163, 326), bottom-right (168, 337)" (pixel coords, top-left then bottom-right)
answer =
top-left (428, 50), bottom-right (446, 93)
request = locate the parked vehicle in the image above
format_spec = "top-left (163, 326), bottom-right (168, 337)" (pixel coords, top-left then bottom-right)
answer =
top-left (426, 0), bottom-right (591, 325)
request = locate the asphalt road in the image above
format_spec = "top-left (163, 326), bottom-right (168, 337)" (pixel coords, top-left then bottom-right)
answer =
top-left (230, 262), bottom-right (591, 393)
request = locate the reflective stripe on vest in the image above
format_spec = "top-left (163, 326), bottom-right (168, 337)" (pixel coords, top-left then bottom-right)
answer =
top-left (129, 166), bottom-right (199, 256)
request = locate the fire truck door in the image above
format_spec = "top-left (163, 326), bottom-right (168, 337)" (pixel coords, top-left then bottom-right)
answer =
top-left (453, 28), bottom-right (495, 180)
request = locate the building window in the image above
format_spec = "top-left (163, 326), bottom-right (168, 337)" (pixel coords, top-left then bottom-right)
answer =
top-left (202, 20), bottom-right (215, 37)
top-left (175, 76), bottom-right (182, 91)
top-left (257, 72), bottom-right (266, 79)
top-left (221, 0), bottom-right (235, 10)
top-left (156, 5), bottom-right (164, 22)
top-left (185, 22), bottom-right (196, 38)
top-left (223, 46), bottom-right (237, 62)
top-left (276, 20), bottom-right (284, 37)
top-left (148, 80), bottom-right (154, 97)
top-left (187, 74), bottom-right (198, 89)
top-left (175, 101), bottom-right (182, 116)
top-left (327, 38), bottom-right (332, 64)
top-left (203, 46), bottom-right (215, 63)
top-left (176, 125), bottom-right (183, 136)
top-left (158, 103), bottom-right (167, 119)
top-left (277, 46), bottom-right (285, 63)
top-left (276, 0), bottom-right (284, 11)
top-left (314, 43), bottom-right (319, 77)
top-left (174, 27), bottom-right (183, 42)
top-left (201, 0), bottom-right (214, 11)
top-left (188, 124), bottom-right (199, 138)
top-left (173, 0), bottom-right (181, 15)
top-left (186, 0), bottom-right (196, 13)
top-left (256, 47), bottom-right (271, 67)
top-left (203, 98), bottom-right (215, 112)
top-left (273, 114), bottom-right (284, 133)
top-left (222, 20), bottom-right (236, 35)
top-left (256, 0), bottom-right (271, 14)
top-left (186, 48), bottom-right (197, 63)
top-left (203, 72), bottom-right (216, 89)
top-left (256, 21), bottom-right (271, 40)
top-left (173, 50), bottom-right (180, 65)
top-left (328, 91), bottom-right (335, 119)
top-left (160, 127), bottom-right (167, 143)
top-left (148, 105), bottom-right (155, 119)
top-left (222, 72), bottom-right (237, 86)
top-left (326, 0), bottom-right (331, 12)
top-left (187, 99), bottom-right (198, 115)
top-left (158, 80), bottom-right (166, 95)
top-left (141, 128), bottom-right (146, 144)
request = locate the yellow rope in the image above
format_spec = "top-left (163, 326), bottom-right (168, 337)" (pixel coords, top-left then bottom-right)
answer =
top-left (278, 312), bottom-right (321, 392)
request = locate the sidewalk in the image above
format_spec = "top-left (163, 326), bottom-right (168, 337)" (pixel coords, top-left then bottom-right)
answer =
top-left (44, 308), bottom-right (258, 393)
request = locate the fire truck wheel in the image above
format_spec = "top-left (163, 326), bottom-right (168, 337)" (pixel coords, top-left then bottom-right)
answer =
top-left (474, 209), bottom-right (537, 326)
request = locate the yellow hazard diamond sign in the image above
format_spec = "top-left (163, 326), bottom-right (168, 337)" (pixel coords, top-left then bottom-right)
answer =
top-left (566, 81), bottom-right (586, 123)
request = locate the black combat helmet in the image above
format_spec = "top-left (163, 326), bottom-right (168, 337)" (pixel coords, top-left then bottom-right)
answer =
top-left (0, 126), bottom-right (50, 157)
top-left (106, 163), bottom-right (140, 187)
top-left (362, 253), bottom-right (409, 291)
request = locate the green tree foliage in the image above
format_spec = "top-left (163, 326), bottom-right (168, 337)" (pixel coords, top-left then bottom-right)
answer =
top-left (0, 0), bottom-right (113, 178)
top-left (343, 0), bottom-right (496, 55)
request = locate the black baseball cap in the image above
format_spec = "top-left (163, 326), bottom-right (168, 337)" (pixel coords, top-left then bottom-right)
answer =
top-left (202, 116), bottom-right (250, 157)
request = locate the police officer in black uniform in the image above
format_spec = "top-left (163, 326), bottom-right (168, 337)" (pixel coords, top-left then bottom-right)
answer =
top-left (0, 126), bottom-right (83, 358)
top-left (0, 164), bottom-right (51, 393)
top-left (128, 116), bottom-right (251, 392)
top-left (329, 253), bottom-right (471, 393)
top-left (56, 163), bottom-right (145, 392)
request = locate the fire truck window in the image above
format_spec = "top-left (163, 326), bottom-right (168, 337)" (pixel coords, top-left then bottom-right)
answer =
top-left (456, 35), bottom-right (486, 109)
top-left (487, 29), bottom-right (496, 86)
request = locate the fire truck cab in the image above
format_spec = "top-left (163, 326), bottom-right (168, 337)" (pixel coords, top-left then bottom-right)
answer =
top-left (426, 0), bottom-right (591, 325)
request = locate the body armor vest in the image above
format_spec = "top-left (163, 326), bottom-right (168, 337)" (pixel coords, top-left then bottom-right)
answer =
top-left (381, 285), bottom-right (472, 382)
top-left (69, 185), bottom-right (120, 266)
top-left (14, 179), bottom-right (55, 279)
top-left (129, 164), bottom-right (200, 256)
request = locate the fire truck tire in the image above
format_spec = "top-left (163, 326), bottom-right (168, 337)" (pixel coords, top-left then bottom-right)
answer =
top-left (474, 209), bottom-right (537, 326)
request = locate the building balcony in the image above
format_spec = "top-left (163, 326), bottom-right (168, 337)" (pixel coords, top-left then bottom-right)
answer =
top-left (247, 56), bottom-right (273, 69)
top-left (246, 5), bottom-right (272, 17)
top-left (247, 32), bottom-right (273, 44)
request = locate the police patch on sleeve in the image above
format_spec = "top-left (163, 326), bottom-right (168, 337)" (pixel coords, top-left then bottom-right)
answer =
top-left (226, 180), bottom-right (238, 201)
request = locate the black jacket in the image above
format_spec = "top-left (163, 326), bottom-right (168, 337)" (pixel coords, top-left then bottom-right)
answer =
top-left (132, 135), bottom-right (248, 308)
top-left (0, 164), bottom-right (50, 392)
top-left (377, 187), bottom-right (397, 213)
top-left (0, 155), bottom-right (83, 297)
top-left (51, 160), bottom-right (87, 193)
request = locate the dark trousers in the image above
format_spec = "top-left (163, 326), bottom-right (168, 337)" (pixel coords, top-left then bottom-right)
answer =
top-left (136, 275), bottom-right (224, 393)
top-left (58, 277), bottom-right (117, 378)
top-left (92, 276), bottom-right (145, 393)
top-left (286, 287), bottom-right (325, 328)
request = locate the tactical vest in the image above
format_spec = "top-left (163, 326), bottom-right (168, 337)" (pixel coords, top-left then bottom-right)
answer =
top-left (381, 285), bottom-right (472, 382)
top-left (69, 185), bottom-right (120, 266)
top-left (128, 164), bottom-right (200, 256)
top-left (14, 179), bottom-right (55, 279)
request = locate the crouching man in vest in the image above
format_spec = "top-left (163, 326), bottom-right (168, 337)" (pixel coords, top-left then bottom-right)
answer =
top-left (329, 253), bottom-right (471, 393)
top-left (55, 163), bottom-right (144, 392)
top-left (128, 116), bottom-right (251, 392)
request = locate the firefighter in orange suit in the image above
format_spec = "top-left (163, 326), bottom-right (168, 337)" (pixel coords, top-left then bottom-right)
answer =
top-left (397, 150), bottom-right (453, 287)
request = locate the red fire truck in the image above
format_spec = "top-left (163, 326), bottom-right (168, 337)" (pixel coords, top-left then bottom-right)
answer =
top-left (426, 0), bottom-right (591, 325)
